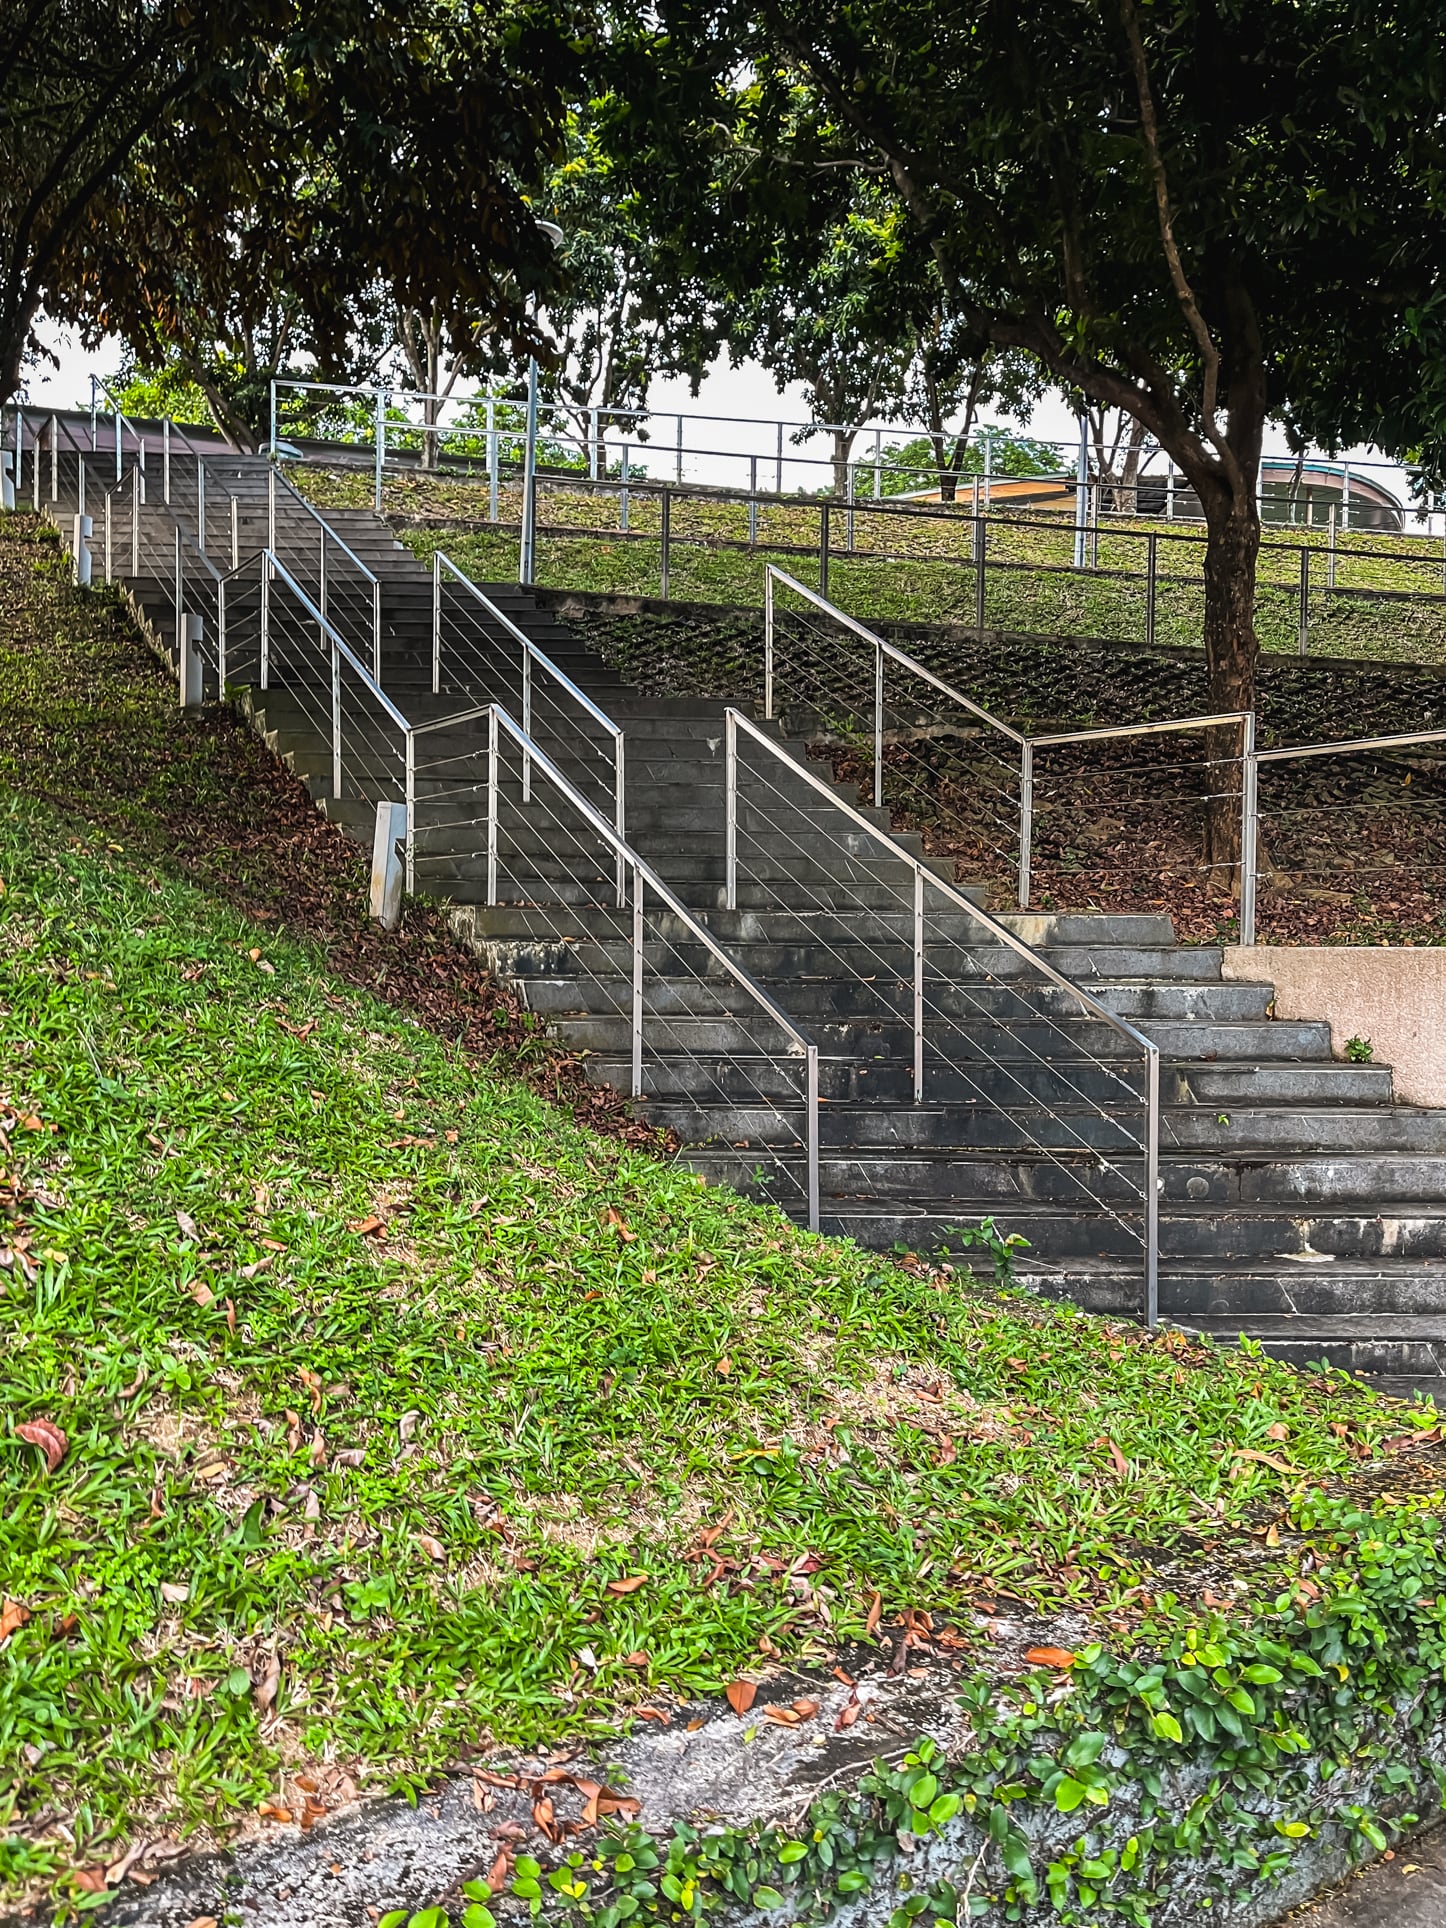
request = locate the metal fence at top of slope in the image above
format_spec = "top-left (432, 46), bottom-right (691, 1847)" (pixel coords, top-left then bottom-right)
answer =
top-left (254, 412), bottom-right (1446, 674)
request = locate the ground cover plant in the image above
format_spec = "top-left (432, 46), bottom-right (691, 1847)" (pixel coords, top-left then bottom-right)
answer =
top-left (0, 510), bottom-right (1441, 1919)
top-left (295, 464), bottom-right (1446, 671)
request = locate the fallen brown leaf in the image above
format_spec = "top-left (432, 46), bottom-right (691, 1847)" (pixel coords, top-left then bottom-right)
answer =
top-left (601, 1206), bottom-right (636, 1242)
top-left (605, 1573), bottom-right (648, 1595)
top-left (190, 1281), bottom-right (215, 1309)
top-left (835, 1696), bottom-right (862, 1731)
top-left (1233, 1448), bottom-right (1295, 1477)
top-left (1106, 1438), bottom-right (1129, 1477)
top-left (1024, 1646), bottom-right (1077, 1669)
top-left (253, 1652), bottom-right (281, 1712)
top-left (417, 1533), bottom-right (446, 1562)
top-left (725, 1678), bottom-right (757, 1716)
top-left (0, 1599), bottom-right (29, 1643)
top-left (16, 1417), bottom-right (67, 1473)
top-left (349, 1215), bottom-right (385, 1237)
top-left (864, 1591), bottom-right (883, 1636)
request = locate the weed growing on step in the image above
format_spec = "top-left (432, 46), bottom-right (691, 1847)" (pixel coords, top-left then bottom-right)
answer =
top-left (0, 790), bottom-right (1410, 1909)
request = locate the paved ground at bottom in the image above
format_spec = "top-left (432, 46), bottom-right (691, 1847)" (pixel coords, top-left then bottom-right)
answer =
top-left (1283, 1827), bottom-right (1446, 1925)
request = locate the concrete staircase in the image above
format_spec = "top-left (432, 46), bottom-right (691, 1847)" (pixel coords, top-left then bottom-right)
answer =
top-left (39, 422), bottom-right (1446, 1401)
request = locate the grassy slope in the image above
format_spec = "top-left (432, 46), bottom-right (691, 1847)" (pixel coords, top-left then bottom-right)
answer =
top-left (298, 467), bottom-right (1446, 669)
top-left (0, 513), bottom-right (1425, 1907)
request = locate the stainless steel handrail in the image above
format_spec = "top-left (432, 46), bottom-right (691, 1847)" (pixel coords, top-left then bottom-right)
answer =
top-left (487, 701), bottom-right (821, 1228)
top-left (724, 704), bottom-right (1160, 1321)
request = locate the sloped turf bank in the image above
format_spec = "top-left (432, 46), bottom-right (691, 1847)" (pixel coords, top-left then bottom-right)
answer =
top-left (0, 784), bottom-right (1438, 1918)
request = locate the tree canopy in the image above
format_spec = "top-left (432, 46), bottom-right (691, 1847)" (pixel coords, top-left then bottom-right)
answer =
top-left (598, 0), bottom-right (1446, 741)
top-left (2, 0), bottom-right (581, 439)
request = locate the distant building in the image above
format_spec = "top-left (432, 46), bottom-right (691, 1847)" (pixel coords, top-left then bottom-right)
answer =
top-left (908, 458), bottom-right (1406, 530)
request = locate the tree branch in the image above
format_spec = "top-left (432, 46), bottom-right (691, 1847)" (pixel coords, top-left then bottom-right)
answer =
top-left (1117, 0), bottom-right (1244, 496)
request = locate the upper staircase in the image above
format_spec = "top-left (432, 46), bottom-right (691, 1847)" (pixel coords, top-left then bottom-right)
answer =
top-left (36, 420), bottom-right (1446, 1402)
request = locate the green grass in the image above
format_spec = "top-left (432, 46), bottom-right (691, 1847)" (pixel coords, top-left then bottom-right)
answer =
top-left (297, 465), bottom-right (1446, 669)
top-left (0, 510), bottom-right (1425, 1908)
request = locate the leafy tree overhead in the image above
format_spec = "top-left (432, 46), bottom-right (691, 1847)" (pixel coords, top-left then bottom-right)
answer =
top-left (602, 0), bottom-right (1446, 852)
top-left (4, 0), bottom-right (580, 445)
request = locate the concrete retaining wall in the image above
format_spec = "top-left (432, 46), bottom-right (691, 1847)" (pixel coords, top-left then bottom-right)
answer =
top-left (1223, 946), bottom-right (1446, 1107)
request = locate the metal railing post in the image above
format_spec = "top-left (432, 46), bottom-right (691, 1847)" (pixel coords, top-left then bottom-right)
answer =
top-left (763, 571), bottom-right (775, 718)
top-left (231, 493), bottom-right (239, 572)
top-left (660, 486), bottom-right (671, 597)
top-left (218, 577), bottom-right (227, 690)
top-left (1297, 544), bottom-right (1310, 656)
top-left (130, 464), bottom-right (139, 575)
top-left (269, 380), bottom-right (278, 460)
top-left (33, 429), bottom-right (41, 511)
top-left (114, 406), bottom-right (121, 484)
top-left (775, 420), bottom-right (783, 494)
top-left (1017, 740), bottom-right (1034, 909)
top-left (372, 579), bottom-right (382, 683)
top-left (268, 465), bottom-right (276, 555)
top-left (521, 646), bottom-right (533, 802)
top-left (260, 555), bottom-right (271, 689)
top-left (1328, 504), bottom-right (1337, 589)
top-left (374, 388), bottom-right (386, 512)
top-left (1146, 531), bottom-right (1157, 649)
top-left (805, 1046), bottom-right (820, 1234)
top-left (49, 415), bottom-right (58, 502)
top-left (819, 500), bottom-right (830, 599)
top-left (486, 706), bottom-right (499, 904)
top-left (330, 641), bottom-right (343, 799)
top-left (431, 551), bottom-right (441, 694)
top-left (873, 637), bottom-right (884, 811)
top-left (77, 453), bottom-right (85, 517)
top-left (725, 710), bottom-right (738, 910)
top-left (319, 527), bottom-right (328, 657)
top-left (519, 359), bottom-right (538, 584)
top-left (175, 527), bottom-right (183, 651)
top-left (487, 398), bottom-right (498, 523)
top-left (620, 445), bottom-right (630, 531)
top-left (1144, 1046), bottom-right (1160, 1329)
top-left (631, 862), bottom-right (645, 1098)
top-left (89, 378), bottom-right (98, 452)
top-left (197, 459), bottom-right (206, 558)
top-left (974, 515), bottom-right (987, 633)
top-left (675, 413), bottom-right (684, 485)
top-left (589, 405), bottom-right (600, 482)
top-left (614, 736), bottom-right (627, 910)
top-left (162, 418), bottom-right (170, 503)
top-left (1239, 712), bottom-right (1258, 946)
top-left (405, 730), bottom-right (416, 894)
top-left (104, 491), bottom-right (112, 580)
top-left (912, 868), bottom-right (925, 1104)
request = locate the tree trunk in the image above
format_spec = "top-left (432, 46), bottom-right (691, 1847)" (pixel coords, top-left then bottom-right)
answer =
top-left (1199, 493), bottom-right (1260, 885)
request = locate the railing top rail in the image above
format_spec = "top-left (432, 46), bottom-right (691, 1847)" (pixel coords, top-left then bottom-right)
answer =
top-left (726, 705), bottom-right (1158, 1061)
top-left (436, 554), bottom-right (623, 741)
top-left (1029, 710), bottom-right (1251, 749)
top-left (765, 565), bottom-right (1027, 747)
top-left (489, 703), bottom-right (815, 1061)
top-left (1257, 725), bottom-right (1446, 763)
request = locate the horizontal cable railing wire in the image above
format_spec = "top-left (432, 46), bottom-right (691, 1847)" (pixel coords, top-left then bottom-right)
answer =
top-left (724, 707), bottom-right (1161, 1322)
top-left (1242, 728), bottom-right (1446, 943)
top-left (481, 704), bottom-right (820, 1224)
top-left (431, 553), bottom-right (626, 902)
top-left (763, 566), bottom-right (1029, 904)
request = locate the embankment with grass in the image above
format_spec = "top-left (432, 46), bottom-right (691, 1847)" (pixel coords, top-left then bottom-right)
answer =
top-left (2, 512), bottom-right (1446, 1926)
